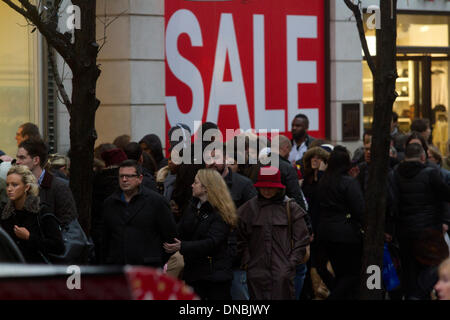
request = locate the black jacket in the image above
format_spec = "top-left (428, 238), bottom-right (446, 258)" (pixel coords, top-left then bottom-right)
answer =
top-left (223, 167), bottom-right (257, 269)
top-left (223, 168), bottom-right (257, 209)
top-left (102, 186), bottom-right (177, 267)
top-left (316, 175), bottom-right (364, 244)
top-left (39, 170), bottom-right (78, 226)
top-left (178, 199), bottom-right (233, 283)
top-left (0, 196), bottom-right (64, 263)
top-left (389, 161), bottom-right (450, 238)
top-left (279, 156), bottom-right (307, 211)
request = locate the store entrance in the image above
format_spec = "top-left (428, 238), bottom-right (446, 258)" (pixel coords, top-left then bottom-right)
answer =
top-left (395, 55), bottom-right (449, 154)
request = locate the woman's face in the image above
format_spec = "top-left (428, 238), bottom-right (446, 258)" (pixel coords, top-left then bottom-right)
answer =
top-left (311, 155), bottom-right (322, 170)
top-left (427, 150), bottom-right (439, 165)
top-left (140, 142), bottom-right (151, 155)
top-left (192, 175), bottom-right (207, 198)
top-left (435, 266), bottom-right (450, 300)
top-left (259, 187), bottom-right (279, 199)
top-left (6, 174), bottom-right (29, 202)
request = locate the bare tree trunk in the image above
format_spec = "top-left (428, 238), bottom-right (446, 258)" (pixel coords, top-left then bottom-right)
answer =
top-left (69, 0), bottom-right (101, 236)
top-left (359, 0), bottom-right (398, 300)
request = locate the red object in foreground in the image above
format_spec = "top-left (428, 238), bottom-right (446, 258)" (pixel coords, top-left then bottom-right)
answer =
top-left (125, 266), bottom-right (198, 300)
top-left (0, 264), bottom-right (198, 300)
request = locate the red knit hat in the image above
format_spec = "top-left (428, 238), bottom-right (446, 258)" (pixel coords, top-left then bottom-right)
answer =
top-left (101, 148), bottom-right (128, 167)
top-left (254, 166), bottom-right (285, 189)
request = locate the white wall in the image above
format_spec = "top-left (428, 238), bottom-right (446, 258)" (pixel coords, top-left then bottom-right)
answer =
top-left (329, 0), bottom-right (364, 154)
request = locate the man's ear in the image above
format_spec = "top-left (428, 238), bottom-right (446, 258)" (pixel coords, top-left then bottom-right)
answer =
top-left (33, 156), bottom-right (41, 167)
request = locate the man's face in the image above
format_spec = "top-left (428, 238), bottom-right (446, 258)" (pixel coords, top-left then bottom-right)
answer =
top-left (205, 149), bottom-right (226, 174)
top-left (279, 143), bottom-right (292, 159)
top-left (15, 127), bottom-right (26, 146)
top-left (16, 147), bottom-right (39, 171)
top-left (118, 166), bottom-right (143, 193)
top-left (291, 118), bottom-right (308, 141)
top-left (364, 135), bottom-right (372, 164)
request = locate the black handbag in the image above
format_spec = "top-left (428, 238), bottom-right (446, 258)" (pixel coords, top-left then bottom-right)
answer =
top-left (38, 213), bottom-right (94, 265)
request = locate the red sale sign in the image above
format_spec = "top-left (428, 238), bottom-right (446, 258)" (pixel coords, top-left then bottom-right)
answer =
top-left (165, 0), bottom-right (325, 140)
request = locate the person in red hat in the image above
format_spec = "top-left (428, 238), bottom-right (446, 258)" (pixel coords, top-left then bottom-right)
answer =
top-left (237, 166), bottom-right (310, 300)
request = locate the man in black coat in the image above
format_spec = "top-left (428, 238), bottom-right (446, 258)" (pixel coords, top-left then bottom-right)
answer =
top-left (101, 160), bottom-right (177, 267)
top-left (389, 143), bottom-right (450, 299)
top-left (16, 139), bottom-right (78, 226)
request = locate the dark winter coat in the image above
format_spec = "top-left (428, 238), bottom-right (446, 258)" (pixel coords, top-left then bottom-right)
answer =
top-left (178, 198), bottom-right (233, 283)
top-left (389, 161), bottom-right (450, 238)
top-left (279, 156), bottom-right (308, 212)
top-left (0, 195), bottom-right (64, 263)
top-left (223, 167), bottom-right (257, 269)
top-left (316, 174), bottom-right (364, 244)
top-left (101, 186), bottom-right (177, 267)
top-left (237, 195), bottom-right (310, 300)
top-left (39, 170), bottom-right (78, 226)
top-left (223, 167), bottom-right (257, 209)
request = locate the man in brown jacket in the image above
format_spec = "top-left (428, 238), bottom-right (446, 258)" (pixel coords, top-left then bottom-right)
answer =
top-left (237, 166), bottom-right (310, 300)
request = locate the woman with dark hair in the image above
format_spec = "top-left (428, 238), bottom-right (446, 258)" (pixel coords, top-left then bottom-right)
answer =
top-left (139, 134), bottom-right (168, 170)
top-left (315, 145), bottom-right (364, 299)
top-left (405, 131), bottom-right (429, 158)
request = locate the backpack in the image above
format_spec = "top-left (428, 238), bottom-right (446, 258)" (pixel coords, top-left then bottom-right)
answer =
top-left (38, 212), bottom-right (93, 265)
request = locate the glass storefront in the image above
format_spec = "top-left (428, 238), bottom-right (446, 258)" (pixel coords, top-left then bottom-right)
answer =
top-left (0, 2), bottom-right (38, 157)
top-left (363, 13), bottom-right (450, 156)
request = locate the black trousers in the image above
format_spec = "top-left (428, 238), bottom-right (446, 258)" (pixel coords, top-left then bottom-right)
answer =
top-left (188, 280), bottom-right (232, 300)
top-left (323, 241), bottom-right (362, 300)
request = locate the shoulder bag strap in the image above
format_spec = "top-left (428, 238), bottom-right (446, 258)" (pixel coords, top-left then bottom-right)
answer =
top-left (286, 199), bottom-right (293, 250)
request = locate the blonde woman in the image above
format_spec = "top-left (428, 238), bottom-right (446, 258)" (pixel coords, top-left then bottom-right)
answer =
top-left (1, 165), bottom-right (64, 263)
top-left (434, 258), bottom-right (450, 300)
top-left (164, 169), bottom-right (237, 300)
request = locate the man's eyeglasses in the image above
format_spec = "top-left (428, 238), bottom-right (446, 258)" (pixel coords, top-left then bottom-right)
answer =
top-left (119, 174), bottom-right (139, 180)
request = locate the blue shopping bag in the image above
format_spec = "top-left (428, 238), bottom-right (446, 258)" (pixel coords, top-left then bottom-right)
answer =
top-left (382, 243), bottom-right (400, 291)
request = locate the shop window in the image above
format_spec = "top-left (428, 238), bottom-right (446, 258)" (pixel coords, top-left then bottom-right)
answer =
top-left (398, 15), bottom-right (449, 47)
top-left (362, 14), bottom-right (450, 158)
top-left (0, 2), bottom-right (37, 157)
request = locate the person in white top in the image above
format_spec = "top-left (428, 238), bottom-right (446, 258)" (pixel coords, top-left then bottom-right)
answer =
top-left (289, 114), bottom-right (315, 165)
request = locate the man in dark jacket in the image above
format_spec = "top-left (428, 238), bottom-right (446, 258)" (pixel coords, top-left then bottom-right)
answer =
top-left (16, 139), bottom-right (78, 226)
top-left (389, 143), bottom-right (450, 299)
top-left (101, 160), bottom-right (177, 267)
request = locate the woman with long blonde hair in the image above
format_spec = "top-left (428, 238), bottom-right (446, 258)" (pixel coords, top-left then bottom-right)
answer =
top-left (164, 169), bottom-right (237, 300)
top-left (1, 165), bottom-right (64, 263)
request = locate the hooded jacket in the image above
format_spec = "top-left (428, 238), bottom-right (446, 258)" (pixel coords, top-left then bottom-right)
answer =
top-left (389, 161), bottom-right (450, 238)
top-left (237, 194), bottom-right (310, 300)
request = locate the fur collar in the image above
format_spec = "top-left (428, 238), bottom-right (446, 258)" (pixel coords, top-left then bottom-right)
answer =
top-left (1, 195), bottom-right (40, 220)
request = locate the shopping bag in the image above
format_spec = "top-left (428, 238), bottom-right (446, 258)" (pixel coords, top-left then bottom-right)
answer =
top-left (383, 243), bottom-right (400, 291)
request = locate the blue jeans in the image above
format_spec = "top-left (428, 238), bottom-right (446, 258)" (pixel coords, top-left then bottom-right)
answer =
top-left (230, 270), bottom-right (249, 300)
top-left (294, 263), bottom-right (308, 300)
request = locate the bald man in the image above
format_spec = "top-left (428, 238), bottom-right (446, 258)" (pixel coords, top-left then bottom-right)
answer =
top-left (278, 135), bottom-right (293, 160)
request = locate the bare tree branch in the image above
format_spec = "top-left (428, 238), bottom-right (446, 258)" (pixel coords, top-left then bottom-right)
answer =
top-left (1, 0), bottom-right (76, 69)
top-left (343, 0), bottom-right (376, 75)
top-left (48, 44), bottom-right (72, 116)
top-left (1, 0), bottom-right (29, 17)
